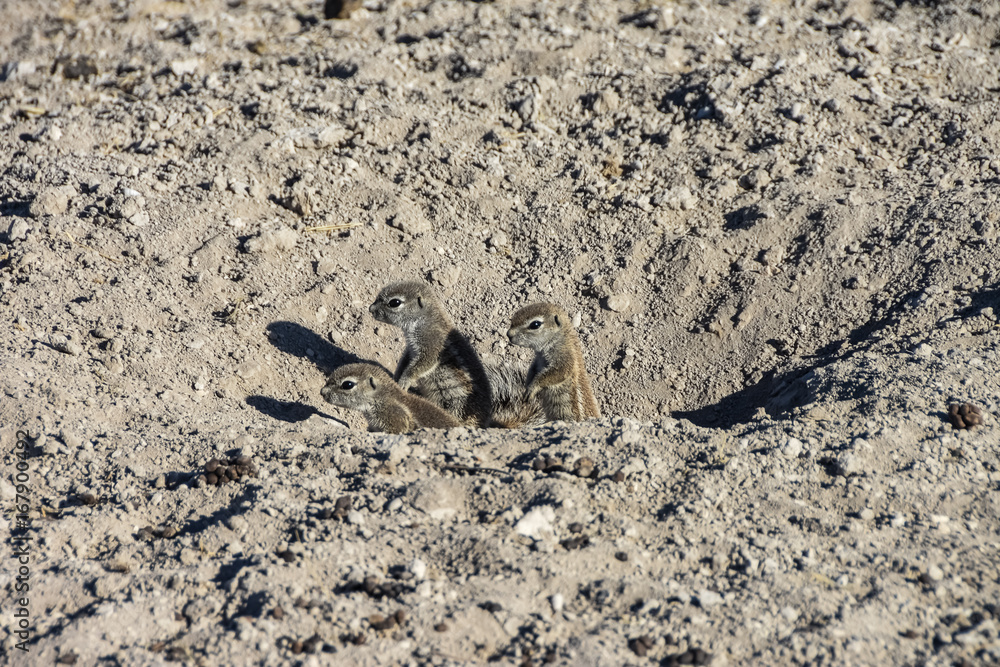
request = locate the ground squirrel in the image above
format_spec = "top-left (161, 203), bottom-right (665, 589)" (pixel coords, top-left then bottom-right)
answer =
top-left (484, 362), bottom-right (545, 428)
top-left (369, 280), bottom-right (492, 427)
top-left (507, 302), bottom-right (602, 421)
top-left (320, 363), bottom-right (461, 433)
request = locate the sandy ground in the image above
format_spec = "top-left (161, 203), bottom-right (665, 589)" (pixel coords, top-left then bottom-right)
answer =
top-left (1, 0), bottom-right (999, 664)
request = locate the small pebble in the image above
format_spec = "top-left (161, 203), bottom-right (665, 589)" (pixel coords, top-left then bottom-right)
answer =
top-left (782, 437), bottom-right (803, 458)
top-left (606, 294), bottom-right (631, 312)
top-left (628, 635), bottom-right (654, 657)
top-left (574, 457), bottom-right (596, 478)
top-left (51, 335), bottom-right (82, 356)
top-left (666, 647), bottom-right (713, 666)
top-left (834, 452), bottom-right (861, 477)
top-left (325, 0), bottom-right (363, 19)
top-left (370, 614), bottom-right (396, 631)
top-left (409, 558), bottom-right (427, 581)
top-left (697, 589), bottom-right (723, 607)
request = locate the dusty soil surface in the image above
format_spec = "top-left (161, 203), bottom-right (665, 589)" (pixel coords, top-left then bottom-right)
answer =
top-left (2, 0), bottom-right (999, 664)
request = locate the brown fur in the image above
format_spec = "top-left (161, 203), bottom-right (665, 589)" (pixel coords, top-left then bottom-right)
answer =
top-left (507, 303), bottom-right (601, 421)
top-left (321, 363), bottom-right (461, 433)
top-left (484, 362), bottom-right (545, 428)
top-left (369, 280), bottom-right (491, 427)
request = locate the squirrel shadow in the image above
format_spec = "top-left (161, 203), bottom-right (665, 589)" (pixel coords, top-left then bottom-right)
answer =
top-left (251, 320), bottom-right (390, 425)
top-left (244, 395), bottom-right (350, 426)
top-left (265, 320), bottom-right (391, 376)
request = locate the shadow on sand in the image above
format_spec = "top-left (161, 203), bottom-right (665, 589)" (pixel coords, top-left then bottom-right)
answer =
top-left (244, 321), bottom-right (390, 425)
top-left (675, 281), bottom-right (1000, 429)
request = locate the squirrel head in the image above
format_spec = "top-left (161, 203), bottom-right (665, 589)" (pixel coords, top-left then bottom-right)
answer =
top-left (507, 302), bottom-right (570, 351)
top-left (321, 363), bottom-right (394, 410)
top-left (369, 280), bottom-right (441, 329)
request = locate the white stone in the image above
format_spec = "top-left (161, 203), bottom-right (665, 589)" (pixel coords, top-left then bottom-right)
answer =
top-left (170, 59), bottom-right (200, 76)
top-left (7, 219), bottom-right (30, 241)
top-left (782, 437), bottom-right (803, 458)
top-left (835, 451), bottom-right (861, 476)
top-left (409, 558), bottom-right (427, 581)
top-left (606, 294), bottom-right (631, 312)
top-left (698, 589), bottom-right (723, 607)
top-left (514, 506), bottom-right (556, 540)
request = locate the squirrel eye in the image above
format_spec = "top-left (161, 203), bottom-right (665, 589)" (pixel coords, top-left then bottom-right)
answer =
top-left (388, 298), bottom-right (402, 308)
top-left (528, 320), bottom-right (543, 330)
top-left (340, 380), bottom-right (356, 390)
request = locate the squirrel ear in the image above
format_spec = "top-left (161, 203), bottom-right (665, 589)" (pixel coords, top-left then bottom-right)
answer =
top-left (368, 376), bottom-right (377, 389)
top-left (417, 295), bottom-right (424, 308)
top-left (553, 314), bottom-right (561, 327)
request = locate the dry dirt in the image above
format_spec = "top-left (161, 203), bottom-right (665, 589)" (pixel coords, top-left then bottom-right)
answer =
top-left (1, 0), bottom-right (999, 665)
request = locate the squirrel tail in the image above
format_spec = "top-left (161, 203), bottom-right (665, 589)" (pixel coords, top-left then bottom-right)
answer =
top-left (485, 363), bottom-right (545, 428)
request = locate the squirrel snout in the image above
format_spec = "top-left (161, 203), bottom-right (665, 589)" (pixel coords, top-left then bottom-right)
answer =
top-left (506, 329), bottom-right (515, 340)
top-left (369, 303), bottom-right (377, 315)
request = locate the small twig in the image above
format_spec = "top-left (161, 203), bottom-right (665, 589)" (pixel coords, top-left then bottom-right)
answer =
top-left (65, 232), bottom-right (120, 264)
top-left (303, 222), bottom-right (362, 233)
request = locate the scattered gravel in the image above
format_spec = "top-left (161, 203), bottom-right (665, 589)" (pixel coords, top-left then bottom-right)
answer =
top-left (1, 0), bottom-right (999, 665)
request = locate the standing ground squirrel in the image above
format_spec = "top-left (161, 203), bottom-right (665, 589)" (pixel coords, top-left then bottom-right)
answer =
top-left (370, 281), bottom-right (492, 427)
top-left (320, 363), bottom-right (461, 433)
top-left (507, 302), bottom-right (602, 421)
